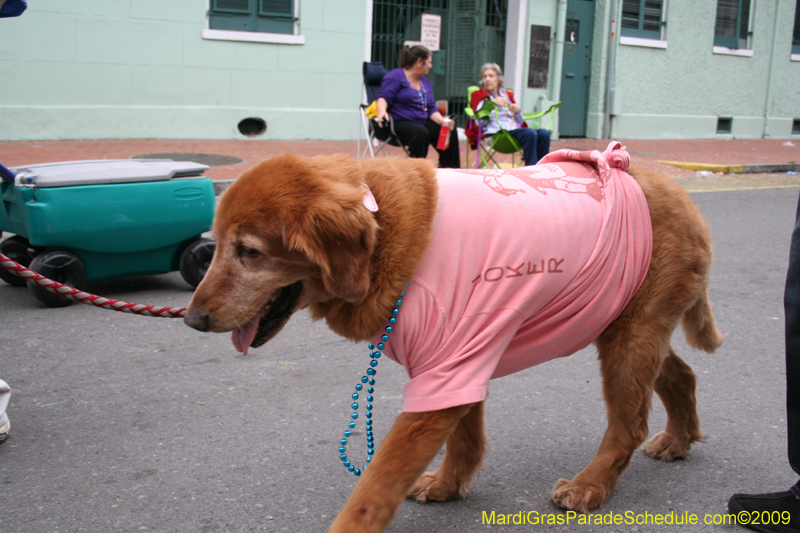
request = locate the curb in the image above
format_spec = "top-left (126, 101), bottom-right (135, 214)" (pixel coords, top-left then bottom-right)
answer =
top-left (213, 179), bottom-right (235, 196)
top-left (657, 161), bottom-right (800, 174)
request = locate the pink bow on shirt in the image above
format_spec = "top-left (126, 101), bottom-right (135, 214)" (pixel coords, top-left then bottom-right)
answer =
top-left (538, 141), bottom-right (631, 183)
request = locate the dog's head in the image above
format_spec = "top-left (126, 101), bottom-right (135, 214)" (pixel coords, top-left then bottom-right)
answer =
top-left (184, 154), bottom-right (379, 355)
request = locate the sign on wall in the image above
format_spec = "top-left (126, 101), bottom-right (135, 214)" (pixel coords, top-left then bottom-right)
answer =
top-left (421, 13), bottom-right (441, 51)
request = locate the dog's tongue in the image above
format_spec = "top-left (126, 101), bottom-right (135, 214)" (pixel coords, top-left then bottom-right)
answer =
top-left (232, 314), bottom-right (261, 356)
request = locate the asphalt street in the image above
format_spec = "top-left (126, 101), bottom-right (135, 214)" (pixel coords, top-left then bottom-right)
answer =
top-left (1, 181), bottom-right (799, 532)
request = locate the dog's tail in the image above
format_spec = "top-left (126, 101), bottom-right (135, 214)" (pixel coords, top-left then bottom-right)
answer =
top-left (682, 289), bottom-right (724, 353)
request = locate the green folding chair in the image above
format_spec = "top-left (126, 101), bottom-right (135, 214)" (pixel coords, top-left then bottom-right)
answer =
top-left (464, 85), bottom-right (562, 169)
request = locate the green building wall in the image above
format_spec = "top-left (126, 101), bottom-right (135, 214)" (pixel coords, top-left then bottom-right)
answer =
top-left (583, 0), bottom-right (800, 139)
top-left (0, 1), bottom-right (367, 141)
top-left (1, 0), bottom-right (797, 141)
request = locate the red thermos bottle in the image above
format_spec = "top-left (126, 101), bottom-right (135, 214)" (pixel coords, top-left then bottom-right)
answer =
top-left (437, 118), bottom-right (453, 151)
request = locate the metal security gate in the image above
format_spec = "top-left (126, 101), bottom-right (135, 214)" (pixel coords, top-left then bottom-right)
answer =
top-left (371, 0), bottom-right (507, 125)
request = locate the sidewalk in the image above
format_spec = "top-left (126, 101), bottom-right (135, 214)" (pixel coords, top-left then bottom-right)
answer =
top-left (1, 137), bottom-right (798, 182)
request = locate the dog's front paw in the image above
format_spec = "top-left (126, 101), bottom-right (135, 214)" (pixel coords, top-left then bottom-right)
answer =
top-left (550, 478), bottom-right (609, 514)
top-left (642, 431), bottom-right (695, 461)
top-left (407, 471), bottom-right (464, 503)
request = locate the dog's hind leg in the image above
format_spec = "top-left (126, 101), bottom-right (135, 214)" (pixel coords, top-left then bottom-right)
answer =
top-left (642, 347), bottom-right (704, 461)
top-left (548, 165), bottom-right (723, 513)
top-left (329, 403), bottom-right (474, 533)
top-left (641, 287), bottom-right (722, 460)
top-left (407, 400), bottom-right (488, 503)
top-left (550, 320), bottom-right (665, 514)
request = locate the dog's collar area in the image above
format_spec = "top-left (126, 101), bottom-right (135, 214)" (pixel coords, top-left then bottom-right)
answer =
top-left (361, 184), bottom-right (378, 212)
top-left (338, 283), bottom-right (407, 477)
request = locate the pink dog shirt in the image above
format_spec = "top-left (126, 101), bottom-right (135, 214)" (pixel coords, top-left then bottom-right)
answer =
top-left (371, 142), bottom-right (652, 413)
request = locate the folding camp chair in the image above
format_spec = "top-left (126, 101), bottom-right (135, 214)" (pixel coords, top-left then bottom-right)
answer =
top-left (357, 61), bottom-right (410, 160)
top-left (464, 85), bottom-right (562, 169)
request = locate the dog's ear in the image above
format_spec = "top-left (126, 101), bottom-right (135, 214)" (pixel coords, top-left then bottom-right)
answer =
top-left (286, 183), bottom-right (378, 303)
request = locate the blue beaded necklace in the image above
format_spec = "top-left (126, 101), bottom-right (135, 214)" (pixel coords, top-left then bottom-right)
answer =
top-left (338, 283), bottom-right (408, 476)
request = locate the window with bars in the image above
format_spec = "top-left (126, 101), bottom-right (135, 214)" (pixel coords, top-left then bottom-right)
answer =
top-left (793, 0), bottom-right (800, 54)
top-left (620, 0), bottom-right (664, 40)
top-left (486, 0), bottom-right (507, 29)
top-left (209, 0), bottom-right (297, 35)
top-left (714, 0), bottom-right (752, 49)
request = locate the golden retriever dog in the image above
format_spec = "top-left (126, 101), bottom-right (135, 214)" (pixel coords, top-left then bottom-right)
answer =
top-left (185, 146), bottom-right (723, 533)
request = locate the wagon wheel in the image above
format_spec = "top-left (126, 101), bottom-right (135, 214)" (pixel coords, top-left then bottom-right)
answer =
top-left (27, 250), bottom-right (88, 307)
top-left (0, 236), bottom-right (33, 287)
top-left (179, 238), bottom-right (216, 288)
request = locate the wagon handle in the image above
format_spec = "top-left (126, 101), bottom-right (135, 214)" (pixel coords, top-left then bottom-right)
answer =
top-left (0, 163), bottom-right (16, 183)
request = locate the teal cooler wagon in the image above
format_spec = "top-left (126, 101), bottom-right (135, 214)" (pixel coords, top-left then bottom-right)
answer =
top-left (0, 159), bottom-right (216, 306)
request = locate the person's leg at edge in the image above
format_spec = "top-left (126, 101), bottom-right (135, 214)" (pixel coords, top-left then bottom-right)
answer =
top-left (727, 193), bottom-right (800, 532)
top-left (425, 119), bottom-right (460, 169)
top-left (0, 379), bottom-right (10, 445)
top-left (393, 120), bottom-right (430, 159)
top-left (785, 194), bottom-right (800, 488)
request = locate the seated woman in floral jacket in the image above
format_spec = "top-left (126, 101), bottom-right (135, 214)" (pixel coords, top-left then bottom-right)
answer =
top-left (469, 63), bottom-right (550, 166)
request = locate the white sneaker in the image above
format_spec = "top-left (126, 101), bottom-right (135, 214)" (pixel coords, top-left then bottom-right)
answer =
top-left (0, 419), bottom-right (9, 445)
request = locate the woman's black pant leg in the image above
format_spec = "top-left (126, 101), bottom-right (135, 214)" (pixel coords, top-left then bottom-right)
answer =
top-left (393, 120), bottom-right (430, 159)
top-left (425, 119), bottom-right (461, 169)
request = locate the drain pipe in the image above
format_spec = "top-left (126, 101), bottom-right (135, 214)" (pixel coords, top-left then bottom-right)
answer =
top-left (763, 1), bottom-right (781, 138)
top-left (549, 0), bottom-right (568, 114)
top-left (603, 0), bottom-right (618, 140)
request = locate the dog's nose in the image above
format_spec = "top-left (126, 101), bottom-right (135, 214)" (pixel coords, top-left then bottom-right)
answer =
top-left (184, 311), bottom-right (210, 332)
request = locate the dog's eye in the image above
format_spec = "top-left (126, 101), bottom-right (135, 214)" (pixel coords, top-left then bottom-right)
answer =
top-left (237, 245), bottom-right (260, 258)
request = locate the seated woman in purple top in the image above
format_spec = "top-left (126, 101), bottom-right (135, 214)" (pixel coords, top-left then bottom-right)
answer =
top-left (375, 45), bottom-right (460, 168)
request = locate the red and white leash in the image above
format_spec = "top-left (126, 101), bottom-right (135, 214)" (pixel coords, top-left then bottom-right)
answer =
top-left (0, 252), bottom-right (187, 318)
